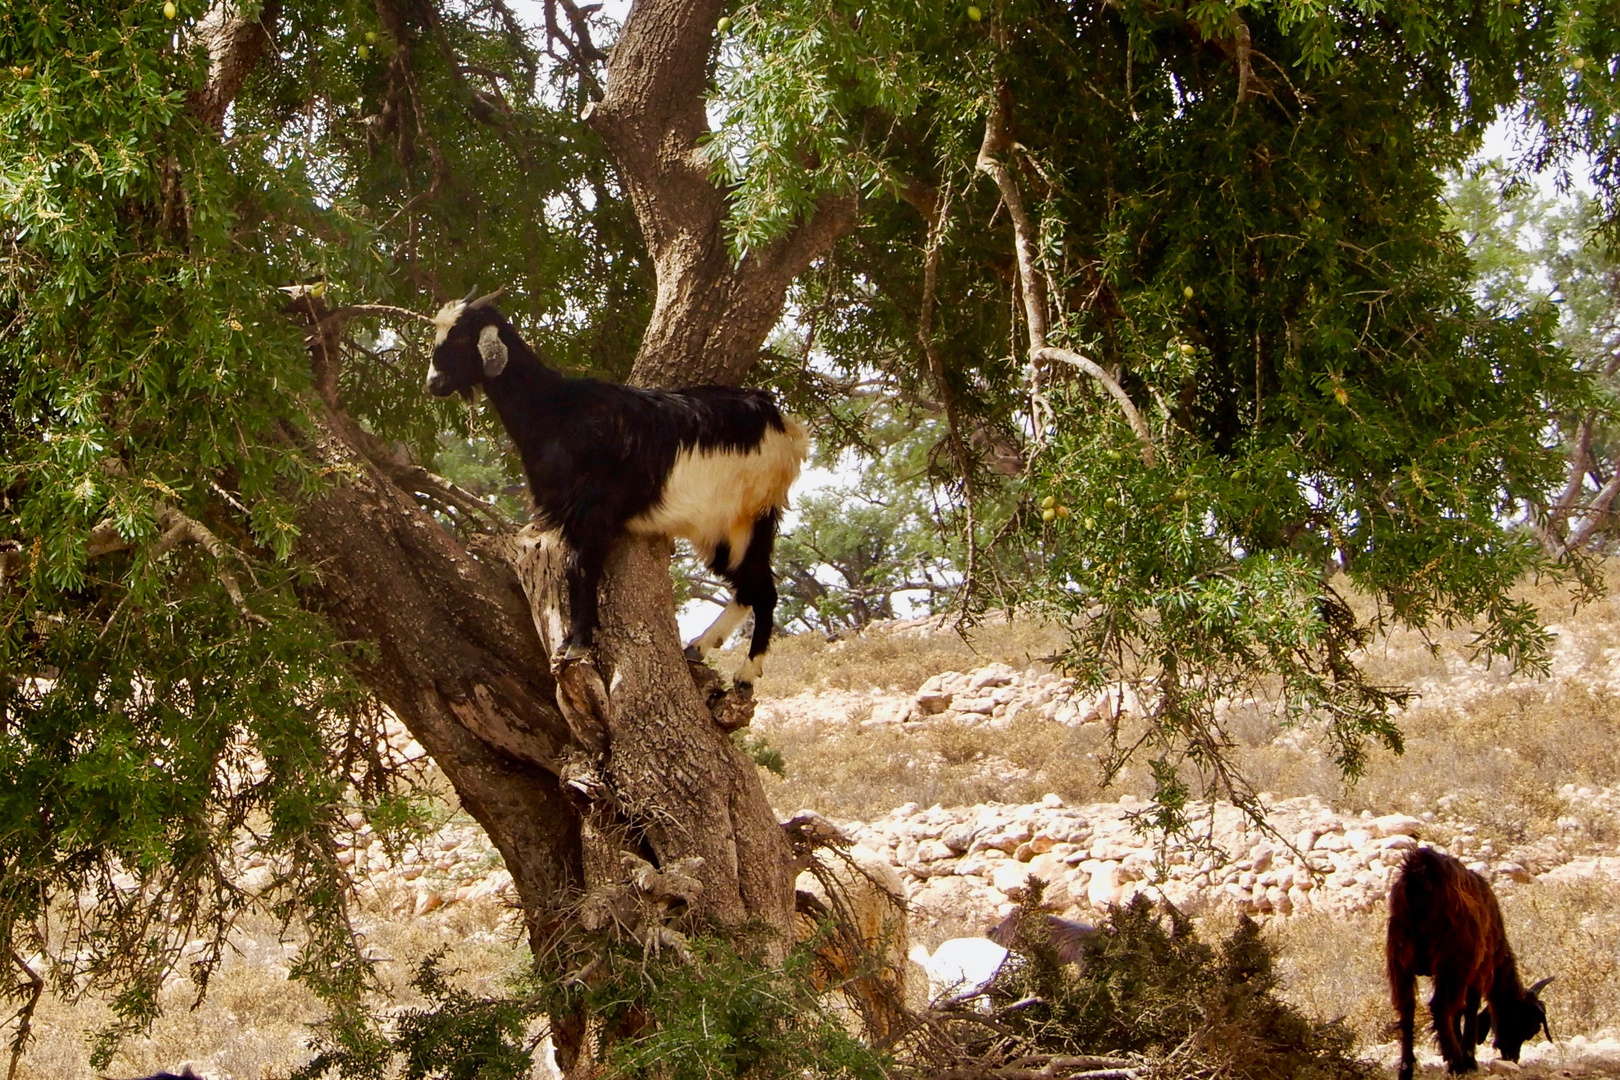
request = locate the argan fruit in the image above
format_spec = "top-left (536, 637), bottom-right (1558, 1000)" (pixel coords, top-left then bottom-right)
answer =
top-left (967, 5), bottom-right (982, 20)
top-left (1041, 508), bottom-right (1056, 523)
top-left (1183, 285), bottom-right (1194, 300)
top-left (163, 1), bottom-right (176, 18)
top-left (357, 43), bottom-right (370, 58)
top-left (717, 15), bottom-right (732, 31)
top-left (1041, 495), bottom-right (1056, 509)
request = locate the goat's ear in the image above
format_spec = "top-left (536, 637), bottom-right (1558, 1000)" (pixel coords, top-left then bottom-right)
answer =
top-left (479, 324), bottom-right (509, 377)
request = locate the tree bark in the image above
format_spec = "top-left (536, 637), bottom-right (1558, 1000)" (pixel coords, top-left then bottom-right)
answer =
top-left (589, 0), bottom-right (853, 387)
top-left (288, 398), bottom-right (585, 956)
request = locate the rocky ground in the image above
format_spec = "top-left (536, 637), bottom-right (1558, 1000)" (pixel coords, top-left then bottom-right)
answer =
top-left (24, 598), bottom-right (1620, 1079)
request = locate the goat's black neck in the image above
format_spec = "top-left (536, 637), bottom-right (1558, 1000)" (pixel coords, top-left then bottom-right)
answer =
top-left (480, 318), bottom-right (562, 459)
top-left (1489, 950), bottom-right (1526, 1006)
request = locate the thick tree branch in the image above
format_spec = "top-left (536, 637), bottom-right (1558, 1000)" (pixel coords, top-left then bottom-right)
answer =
top-left (188, 0), bottom-right (282, 131)
top-left (589, 0), bottom-right (855, 386)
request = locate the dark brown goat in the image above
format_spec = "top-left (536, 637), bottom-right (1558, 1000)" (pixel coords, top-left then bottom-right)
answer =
top-left (1387, 847), bottom-right (1552, 1080)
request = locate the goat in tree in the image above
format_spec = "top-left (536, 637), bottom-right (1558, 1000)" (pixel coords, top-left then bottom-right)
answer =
top-left (1387, 847), bottom-right (1553, 1080)
top-left (424, 289), bottom-right (807, 690)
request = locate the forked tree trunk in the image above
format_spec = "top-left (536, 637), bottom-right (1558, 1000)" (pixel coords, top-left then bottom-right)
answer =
top-left (275, 0), bottom-right (853, 981)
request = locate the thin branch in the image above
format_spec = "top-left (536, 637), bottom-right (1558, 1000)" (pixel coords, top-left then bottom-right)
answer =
top-left (976, 94), bottom-right (1049, 349)
top-left (317, 303), bottom-right (436, 329)
top-left (383, 462), bottom-right (516, 532)
top-left (976, 92), bottom-right (1156, 468)
top-left (1032, 348), bottom-right (1156, 468)
top-left (4, 952), bottom-right (40, 1080)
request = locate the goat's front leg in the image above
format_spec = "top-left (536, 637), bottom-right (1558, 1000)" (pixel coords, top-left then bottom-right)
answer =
top-left (1432, 976), bottom-right (1477, 1075)
top-left (561, 544), bottom-right (608, 661)
top-left (1461, 988), bottom-right (1483, 1063)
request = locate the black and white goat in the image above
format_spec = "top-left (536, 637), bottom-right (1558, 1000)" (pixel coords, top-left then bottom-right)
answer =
top-left (424, 289), bottom-right (807, 689)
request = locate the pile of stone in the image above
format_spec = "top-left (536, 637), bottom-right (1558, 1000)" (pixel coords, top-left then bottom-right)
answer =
top-left (258, 676), bottom-right (1619, 937)
top-left (826, 794), bottom-right (1435, 934)
top-left (758, 662), bottom-right (1126, 731)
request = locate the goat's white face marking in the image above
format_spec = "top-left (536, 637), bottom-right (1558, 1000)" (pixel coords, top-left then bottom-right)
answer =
top-left (426, 300), bottom-right (467, 391)
top-left (431, 299), bottom-right (466, 345)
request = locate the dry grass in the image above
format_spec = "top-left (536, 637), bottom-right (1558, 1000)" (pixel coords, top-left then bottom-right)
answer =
top-left (732, 614), bottom-right (1066, 697)
top-left (14, 889), bottom-right (528, 1080)
top-left (758, 713), bottom-right (1129, 821)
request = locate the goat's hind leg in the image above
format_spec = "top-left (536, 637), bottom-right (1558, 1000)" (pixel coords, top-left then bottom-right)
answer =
top-left (684, 541), bottom-right (748, 661)
top-left (729, 511), bottom-right (780, 692)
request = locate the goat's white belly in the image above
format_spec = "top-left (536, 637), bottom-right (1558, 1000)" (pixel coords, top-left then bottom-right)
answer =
top-left (625, 423), bottom-right (805, 566)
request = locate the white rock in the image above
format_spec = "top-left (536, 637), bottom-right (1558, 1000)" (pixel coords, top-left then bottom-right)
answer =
top-left (1373, 814), bottom-right (1424, 838)
top-left (1087, 863), bottom-right (1124, 909)
top-left (992, 862), bottom-right (1034, 898)
top-left (866, 699), bottom-right (914, 726)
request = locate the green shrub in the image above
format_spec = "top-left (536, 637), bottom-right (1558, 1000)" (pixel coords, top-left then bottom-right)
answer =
top-left (975, 894), bottom-right (1372, 1080)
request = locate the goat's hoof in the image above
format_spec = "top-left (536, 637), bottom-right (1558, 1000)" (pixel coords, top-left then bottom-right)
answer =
top-left (558, 642), bottom-right (592, 664)
top-left (732, 680), bottom-right (754, 699)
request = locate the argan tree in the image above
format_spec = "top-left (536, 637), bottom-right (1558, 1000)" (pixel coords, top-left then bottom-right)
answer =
top-left (0, 0), bottom-right (1616, 1073)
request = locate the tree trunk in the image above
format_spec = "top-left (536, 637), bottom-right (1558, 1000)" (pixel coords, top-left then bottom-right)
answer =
top-left (283, 0), bottom-right (854, 967)
top-left (288, 400), bottom-right (584, 956)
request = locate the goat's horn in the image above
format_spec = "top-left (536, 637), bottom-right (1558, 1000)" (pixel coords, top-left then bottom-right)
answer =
top-left (461, 285), bottom-right (480, 304)
top-left (468, 286), bottom-right (505, 309)
top-left (1528, 976), bottom-right (1555, 997)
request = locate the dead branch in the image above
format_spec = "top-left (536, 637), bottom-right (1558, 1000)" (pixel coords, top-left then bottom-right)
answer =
top-left (317, 303), bottom-right (436, 329)
top-left (4, 952), bottom-right (41, 1080)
